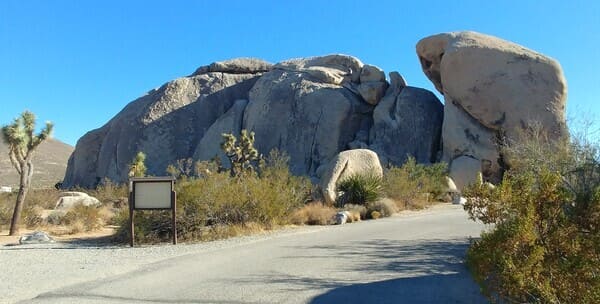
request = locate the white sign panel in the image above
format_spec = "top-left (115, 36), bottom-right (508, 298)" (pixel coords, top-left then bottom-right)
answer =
top-left (134, 181), bottom-right (172, 209)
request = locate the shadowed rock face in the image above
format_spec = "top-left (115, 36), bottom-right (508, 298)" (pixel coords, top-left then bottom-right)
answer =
top-left (417, 31), bottom-right (568, 188)
top-left (63, 55), bottom-right (443, 188)
top-left (370, 86), bottom-right (443, 167)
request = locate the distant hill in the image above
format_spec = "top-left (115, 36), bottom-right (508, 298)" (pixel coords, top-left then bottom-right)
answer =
top-left (0, 138), bottom-right (74, 189)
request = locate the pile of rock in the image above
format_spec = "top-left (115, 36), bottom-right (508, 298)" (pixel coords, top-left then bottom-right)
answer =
top-left (62, 31), bottom-right (567, 194)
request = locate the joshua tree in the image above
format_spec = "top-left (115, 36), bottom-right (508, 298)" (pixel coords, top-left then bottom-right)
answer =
top-left (1, 111), bottom-right (53, 236)
top-left (129, 151), bottom-right (147, 177)
top-left (221, 130), bottom-right (261, 177)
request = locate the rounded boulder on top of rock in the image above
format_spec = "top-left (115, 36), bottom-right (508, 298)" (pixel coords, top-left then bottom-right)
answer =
top-left (416, 31), bottom-right (568, 189)
top-left (319, 149), bottom-right (383, 206)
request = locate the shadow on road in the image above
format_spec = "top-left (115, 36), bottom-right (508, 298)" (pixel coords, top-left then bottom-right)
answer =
top-left (272, 238), bottom-right (487, 303)
top-left (310, 273), bottom-right (485, 304)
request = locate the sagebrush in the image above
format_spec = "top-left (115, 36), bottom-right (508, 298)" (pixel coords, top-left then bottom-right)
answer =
top-left (383, 157), bottom-right (447, 209)
top-left (464, 125), bottom-right (600, 303)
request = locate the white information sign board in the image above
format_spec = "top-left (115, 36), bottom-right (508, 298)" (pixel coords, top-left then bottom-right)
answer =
top-left (134, 181), bottom-right (172, 209)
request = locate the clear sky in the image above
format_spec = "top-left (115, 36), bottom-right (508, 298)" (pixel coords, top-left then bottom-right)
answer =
top-left (1, 0), bottom-right (598, 146)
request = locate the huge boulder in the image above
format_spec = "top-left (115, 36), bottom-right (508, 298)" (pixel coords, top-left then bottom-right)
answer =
top-left (243, 57), bottom-right (374, 177)
top-left (319, 149), bottom-right (383, 205)
top-left (416, 31), bottom-right (567, 187)
top-left (63, 54), bottom-right (442, 188)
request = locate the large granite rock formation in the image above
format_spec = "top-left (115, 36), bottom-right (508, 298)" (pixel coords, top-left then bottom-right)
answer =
top-left (62, 55), bottom-right (443, 188)
top-left (64, 59), bottom-right (269, 188)
top-left (417, 31), bottom-right (567, 189)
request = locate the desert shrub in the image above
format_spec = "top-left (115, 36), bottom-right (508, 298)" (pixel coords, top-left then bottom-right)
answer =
top-left (25, 188), bottom-right (61, 209)
top-left (22, 205), bottom-right (44, 228)
top-left (91, 179), bottom-right (129, 209)
top-left (336, 173), bottom-right (382, 207)
top-left (0, 193), bottom-right (13, 229)
top-left (370, 211), bottom-right (381, 219)
top-left (45, 210), bottom-right (66, 225)
top-left (60, 204), bottom-right (107, 232)
top-left (464, 125), bottom-right (600, 303)
top-left (383, 157), bottom-right (447, 209)
top-left (342, 204), bottom-right (367, 220)
top-left (0, 189), bottom-right (63, 229)
top-left (290, 202), bottom-right (336, 225)
top-left (366, 198), bottom-right (398, 218)
top-left (115, 150), bottom-right (312, 243)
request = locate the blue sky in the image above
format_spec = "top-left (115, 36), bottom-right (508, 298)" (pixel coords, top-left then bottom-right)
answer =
top-left (1, 0), bottom-right (598, 146)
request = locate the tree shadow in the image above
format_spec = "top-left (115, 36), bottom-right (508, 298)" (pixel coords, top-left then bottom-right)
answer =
top-left (309, 273), bottom-right (487, 304)
top-left (241, 238), bottom-right (487, 303)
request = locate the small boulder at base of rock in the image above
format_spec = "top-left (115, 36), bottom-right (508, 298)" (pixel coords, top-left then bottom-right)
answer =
top-left (55, 192), bottom-right (101, 210)
top-left (19, 231), bottom-right (54, 245)
top-left (320, 149), bottom-right (383, 206)
top-left (334, 211), bottom-right (349, 225)
top-left (452, 194), bottom-right (467, 205)
top-left (449, 156), bottom-right (482, 190)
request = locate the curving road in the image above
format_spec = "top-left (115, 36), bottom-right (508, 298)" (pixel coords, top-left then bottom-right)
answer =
top-left (15, 204), bottom-right (487, 304)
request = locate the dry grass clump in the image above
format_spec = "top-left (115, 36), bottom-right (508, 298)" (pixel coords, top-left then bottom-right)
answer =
top-left (342, 204), bottom-right (367, 220)
top-left (291, 202), bottom-right (337, 225)
top-left (366, 198), bottom-right (398, 218)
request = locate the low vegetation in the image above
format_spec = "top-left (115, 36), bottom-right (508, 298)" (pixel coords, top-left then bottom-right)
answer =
top-left (114, 138), bottom-right (313, 243)
top-left (332, 158), bottom-right (448, 221)
top-left (464, 125), bottom-right (600, 303)
top-left (383, 157), bottom-right (447, 210)
top-left (0, 185), bottom-right (124, 235)
top-left (290, 202), bottom-right (337, 226)
top-left (2, 130), bottom-right (451, 243)
top-left (336, 173), bottom-right (382, 207)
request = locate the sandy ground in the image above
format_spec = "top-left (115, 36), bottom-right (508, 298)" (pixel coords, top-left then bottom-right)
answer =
top-left (0, 227), bottom-right (116, 246)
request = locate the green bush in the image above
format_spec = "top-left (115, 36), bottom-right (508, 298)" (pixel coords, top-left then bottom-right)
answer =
top-left (115, 151), bottom-right (312, 243)
top-left (464, 126), bottom-right (600, 303)
top-left (336, 173), bottom-right (382, 207)
top-left (383, 157), bottom-right (447, 209)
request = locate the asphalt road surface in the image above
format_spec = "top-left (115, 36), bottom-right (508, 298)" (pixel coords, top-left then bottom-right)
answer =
top-left (19, 204), bottom-right (488, 304)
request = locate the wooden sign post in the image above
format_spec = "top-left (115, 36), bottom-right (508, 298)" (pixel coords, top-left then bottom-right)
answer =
top-left (129, 177), bottom-right (177, 247)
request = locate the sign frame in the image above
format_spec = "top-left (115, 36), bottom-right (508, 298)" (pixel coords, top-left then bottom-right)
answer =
top-left (129, 177), bottom-right (177, 247)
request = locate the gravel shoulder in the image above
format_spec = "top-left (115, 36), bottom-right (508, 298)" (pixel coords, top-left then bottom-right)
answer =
top-left (1, 224), bottom-right (327, 303)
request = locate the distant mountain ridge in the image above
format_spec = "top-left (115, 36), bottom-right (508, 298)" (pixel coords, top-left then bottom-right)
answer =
top-left (0, 138), bottom-right (73, 188)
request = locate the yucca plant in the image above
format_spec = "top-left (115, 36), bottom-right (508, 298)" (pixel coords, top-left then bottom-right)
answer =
top-left (336, 173), bottom-right (382, 207)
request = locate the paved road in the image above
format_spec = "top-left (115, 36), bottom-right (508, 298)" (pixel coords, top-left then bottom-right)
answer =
top-left (20, 204), bottom-right (487, 304)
